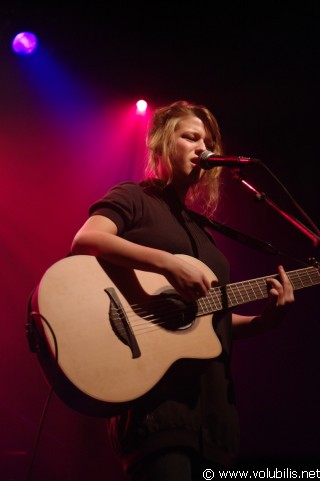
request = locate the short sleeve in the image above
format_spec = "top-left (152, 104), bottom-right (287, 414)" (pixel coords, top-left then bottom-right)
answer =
top-left (89, 182), bottom-right (143, 235)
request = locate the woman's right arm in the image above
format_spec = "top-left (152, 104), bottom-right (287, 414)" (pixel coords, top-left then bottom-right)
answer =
top-left (71, 215), bottom-right (211, 301)
top-left (72, 214), bottom-right (174, 273)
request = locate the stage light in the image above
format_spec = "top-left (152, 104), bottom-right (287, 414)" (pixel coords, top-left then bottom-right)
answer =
top-left (136, 100), bottom-right (148, 114)
top-left (12, 32), bottom-right (38, 55)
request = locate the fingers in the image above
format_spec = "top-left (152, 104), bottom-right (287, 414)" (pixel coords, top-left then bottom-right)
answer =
top-left (178, 277), bottom-right (210, 302)
top-left (266, 265), bottom-right (295, 306)
top-left (166, 257), bottom-right (212, 302)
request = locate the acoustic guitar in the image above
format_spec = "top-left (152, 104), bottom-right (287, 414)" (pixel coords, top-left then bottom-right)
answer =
top-left (28, 254), bottom-right (320, 417)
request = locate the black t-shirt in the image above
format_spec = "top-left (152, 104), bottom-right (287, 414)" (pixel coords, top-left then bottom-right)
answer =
top-left (89, 181), bottom-right (240, 470)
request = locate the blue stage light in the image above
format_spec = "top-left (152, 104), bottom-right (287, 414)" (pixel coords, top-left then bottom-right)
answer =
top-left (12, 32), bottom-right (38, 55)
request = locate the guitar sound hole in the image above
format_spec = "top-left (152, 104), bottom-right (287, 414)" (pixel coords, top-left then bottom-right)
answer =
top-left (151, 290), bottom-right (197, 331)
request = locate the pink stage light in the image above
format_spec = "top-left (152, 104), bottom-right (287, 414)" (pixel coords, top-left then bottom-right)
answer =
top-left (136, 99), bottom-right (148, 114)
top-left (12, 32), bottom-right (38, 55)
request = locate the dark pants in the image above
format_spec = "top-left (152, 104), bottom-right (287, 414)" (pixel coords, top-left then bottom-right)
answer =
top-left (129, 448), bottom-right (220, 481)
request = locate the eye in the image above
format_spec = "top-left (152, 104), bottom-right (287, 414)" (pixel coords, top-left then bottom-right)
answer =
top-left (182, 134), bottom-right (195, 141)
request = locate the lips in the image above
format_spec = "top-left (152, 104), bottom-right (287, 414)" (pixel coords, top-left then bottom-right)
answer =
top-left (191, 158), bottom-right (200, 167)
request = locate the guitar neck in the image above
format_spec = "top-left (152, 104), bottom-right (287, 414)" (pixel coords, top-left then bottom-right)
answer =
top-left (198, 266), bottom-right (320, 315)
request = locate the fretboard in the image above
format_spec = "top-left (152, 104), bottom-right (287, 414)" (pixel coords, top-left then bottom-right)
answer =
top-left (198, 266), bottom-right (320, 315)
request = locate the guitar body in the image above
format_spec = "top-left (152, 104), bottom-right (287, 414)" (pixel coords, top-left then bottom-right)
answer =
top-left (30, 254), bottom-right (222, 417)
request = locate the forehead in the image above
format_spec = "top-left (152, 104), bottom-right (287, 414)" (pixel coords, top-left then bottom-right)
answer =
top-left (175, 115), bottom-right (206, 133)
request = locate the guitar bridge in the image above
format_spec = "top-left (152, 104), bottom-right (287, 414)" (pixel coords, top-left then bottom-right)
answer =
top-left (104, 287), bottom-right (141, 359)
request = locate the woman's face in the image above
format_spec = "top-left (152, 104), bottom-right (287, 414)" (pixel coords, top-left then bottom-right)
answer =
top-left (170, 115), bottom-right (212, 189)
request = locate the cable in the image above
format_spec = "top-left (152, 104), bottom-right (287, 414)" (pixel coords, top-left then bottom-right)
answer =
top-left (25, 311), bottom-right (59, 481)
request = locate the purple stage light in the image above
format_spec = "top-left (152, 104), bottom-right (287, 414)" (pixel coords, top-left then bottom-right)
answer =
top-left (12, 32), bottom-right (38, 55)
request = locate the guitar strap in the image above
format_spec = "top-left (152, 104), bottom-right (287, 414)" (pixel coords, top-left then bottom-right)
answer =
top-left (164, 185), bottom-right (279, 256)
top-left (188, 211), bottom-right (305, 263)
top-left (201, 217), bottom-right (280, 255)
top-left (194, 214), bottom-right (318, 267)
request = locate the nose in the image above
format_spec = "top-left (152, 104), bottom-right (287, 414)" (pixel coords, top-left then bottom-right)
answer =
top-left (195, 139), bottom-right (207, 153)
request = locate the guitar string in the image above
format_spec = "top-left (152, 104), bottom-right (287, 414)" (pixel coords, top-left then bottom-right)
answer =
top-left (121, 268), bottom-right (320, 335)
top-left (125, 267), bottom-right (320, 330)
top-left (124, 268), bottom-right (320, 324)
top-left (107, 268), bottom-right (320, 338)
top-left (49, 268), bottom-right (319, 355)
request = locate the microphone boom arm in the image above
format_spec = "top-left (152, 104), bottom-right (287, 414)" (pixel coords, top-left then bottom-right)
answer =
top-left (232, 170), bottom-right (320, 248)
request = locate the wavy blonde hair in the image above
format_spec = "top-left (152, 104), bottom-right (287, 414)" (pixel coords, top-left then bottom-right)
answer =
top-left (145, 100), bottom-right (224, 217)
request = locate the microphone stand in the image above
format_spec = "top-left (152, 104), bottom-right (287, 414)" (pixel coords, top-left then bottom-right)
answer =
top-left (231, 169), bottom-right (320, 250)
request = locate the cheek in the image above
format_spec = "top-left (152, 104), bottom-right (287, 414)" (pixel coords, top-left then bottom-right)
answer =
top-left (171, 144), bottom-right (189, 165)
top-left (171, 153), bottom-right (185, 170)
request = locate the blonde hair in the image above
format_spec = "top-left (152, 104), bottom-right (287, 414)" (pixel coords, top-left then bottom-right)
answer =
top-left (145, 100), bottom-right (224, 217)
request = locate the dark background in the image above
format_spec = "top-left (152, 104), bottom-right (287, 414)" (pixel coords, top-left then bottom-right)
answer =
top-left (1, 2), bottom-right (319, 480)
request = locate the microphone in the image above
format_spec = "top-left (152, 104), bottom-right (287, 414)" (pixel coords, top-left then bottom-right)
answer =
top-left (198, 150), bottom-right (261, 170)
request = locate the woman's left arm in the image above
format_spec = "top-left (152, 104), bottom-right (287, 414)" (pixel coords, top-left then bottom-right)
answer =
top-left (232, 265), bottom-right (295, 339)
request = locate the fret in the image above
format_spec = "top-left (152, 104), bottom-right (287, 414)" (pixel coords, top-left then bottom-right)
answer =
top-left (253, 278), bottom-right (267, 298)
